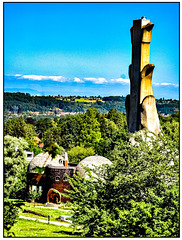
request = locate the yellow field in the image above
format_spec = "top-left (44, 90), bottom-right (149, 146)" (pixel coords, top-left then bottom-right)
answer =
top-left (56, 98), bottom-right (105, 103)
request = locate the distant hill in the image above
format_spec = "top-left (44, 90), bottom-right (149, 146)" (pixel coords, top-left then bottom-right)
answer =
top-left (4, 92), bottom-right (179, 120)
top-left (4, 88), bottom-right (41, 95)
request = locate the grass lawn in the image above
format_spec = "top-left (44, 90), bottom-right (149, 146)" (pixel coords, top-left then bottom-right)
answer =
top-left (20, 202), bottom-right (73, 223)
top-left (6, 218), bottom-right (81, 237)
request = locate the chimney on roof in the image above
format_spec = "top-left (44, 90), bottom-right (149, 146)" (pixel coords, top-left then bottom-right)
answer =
top-left (64, 152), bottom-right (68, 167)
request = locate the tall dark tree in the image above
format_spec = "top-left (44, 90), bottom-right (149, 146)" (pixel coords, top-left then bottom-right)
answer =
top-left (36, 118), bottom-right (56, 138)
top-left (59, 115), bottom-right (81, 149)
top-left (43, 126), bottom-right (62, 148)
top-left (78, 108), bottom-right (102, 148)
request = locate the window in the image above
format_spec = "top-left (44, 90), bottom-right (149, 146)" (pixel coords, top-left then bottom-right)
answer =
top-left (55, 176), bottom-right (60, 181)
top-left (63, 174), bottom-right (67, 181)
top-left (32, 185), bottom-right (37, 191)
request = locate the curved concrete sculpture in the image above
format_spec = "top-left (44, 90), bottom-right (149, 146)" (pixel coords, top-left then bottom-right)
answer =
top-left (140, 63), bottom-right (155, 103)
top-left (126, 16), bottom-right (160, 134)
top-left (141, 95), bottom-right (160, 134)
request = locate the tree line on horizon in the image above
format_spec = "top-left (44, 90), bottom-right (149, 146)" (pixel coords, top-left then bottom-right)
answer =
top-left (4, 92), bottom-right (179, 120)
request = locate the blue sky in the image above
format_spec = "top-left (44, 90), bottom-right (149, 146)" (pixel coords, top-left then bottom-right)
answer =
top-left (4, 2), bottom-right (179, 99)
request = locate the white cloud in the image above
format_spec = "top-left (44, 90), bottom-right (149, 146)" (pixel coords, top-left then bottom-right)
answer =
top-left (84, 77), bottom-right (108, 84)
top-left (110, 78), bottom-right (130, 84)
top-left (10, 74), bottom-right (179, 88)
top-left (153, 82), bottom-right (160, 86)
top-left (161, 83), bottom-right (179, 87)
top-left (153, 82), bottom-right (179, 87)
top-left (21, 75), bottom-right (66, 82)
top-left (74, 77), bottom-right (84, 83)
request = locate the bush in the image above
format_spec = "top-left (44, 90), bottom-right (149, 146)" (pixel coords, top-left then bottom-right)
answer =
top-left (68, 146), bottom-right (95, 163)
top-left (4, 198), bottom-right (24, 236)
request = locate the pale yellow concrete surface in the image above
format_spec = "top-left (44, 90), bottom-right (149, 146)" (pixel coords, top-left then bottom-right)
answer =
top-left (126, 18), bottom-right (160, 135)
top-left (141, 95), bottom-right (160, 135)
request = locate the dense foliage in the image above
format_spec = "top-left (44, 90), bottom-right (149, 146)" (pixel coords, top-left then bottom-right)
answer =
top-left (68, 146), bottom-right (95, 163)
top-left (4, 108), bottom-right (128, 159)
top-left (4, 116), bottom-right (36, 139)
top-left (4, 136), bottom-right (29, 235)
top-left (4, 99), bottom-right (179, 237)
top-left (4, 199), bottom-right (24, 236)
top-left (4, 135), bottom-right (29, 199)
top-left (67, 127), bottom-right (179, 237)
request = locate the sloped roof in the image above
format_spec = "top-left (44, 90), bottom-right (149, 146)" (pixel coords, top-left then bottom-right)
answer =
top-left (27, 152), bottom-right (67, 173)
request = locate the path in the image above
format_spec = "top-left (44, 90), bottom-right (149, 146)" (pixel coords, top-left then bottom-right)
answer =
top-left (19, 215), bottom-right (72, 227)
top-left (35, 206), bottom-right (74, 212)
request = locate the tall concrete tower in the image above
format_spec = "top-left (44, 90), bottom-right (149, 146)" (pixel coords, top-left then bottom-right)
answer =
top-left (125, 17), bottom-right (160, 135)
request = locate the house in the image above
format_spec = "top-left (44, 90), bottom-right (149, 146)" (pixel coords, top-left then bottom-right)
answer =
top-left (27, 152), bottom-right (111, 204)
top-left (27, 152), bottom-right (77, 203)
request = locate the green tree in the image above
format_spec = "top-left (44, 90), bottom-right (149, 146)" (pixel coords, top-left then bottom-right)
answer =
top-left (78, 108), bottom-right (102, 148)
top-left (43, 126), bottom-right (62, 148)
top-left (107, 109), bottom-right (128, 129)
top-left (4, 117), bottom-right (36, 139)
top-left (68, 146), bottom-right (95, 163)
top-left (45, 142), bottom-right (64, 159)
top-left (28, 190), bottom-right (43, 206)
top-left (36, 118), bottom-right (57, 138)
top-left (26, 138), bottom-right (44, 156)
top-left (67, 132), bottom-right (179, 237)
top-left (59, 115), bottom-right (81, 149)
top-left (159, 115), bottom-right (179, 146)
top-left (4, 135), bottom-right (29, 199)
top-left (60, 134), bottom-right (76, 150)
top-left (96, 115), bottom-right (128, 157)
top-left (99, 118), bottom-right (118, 139)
